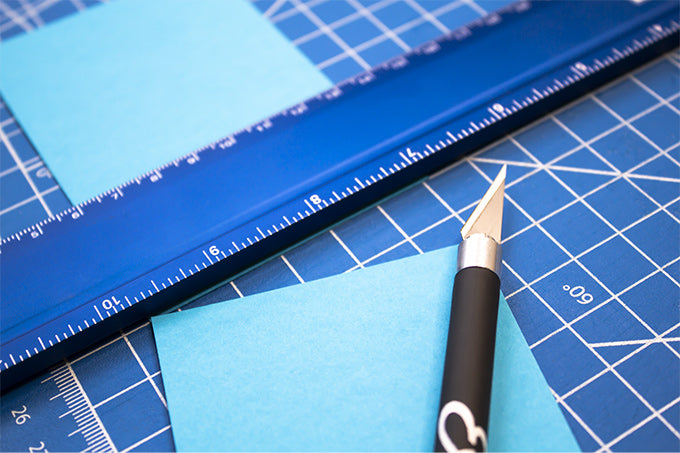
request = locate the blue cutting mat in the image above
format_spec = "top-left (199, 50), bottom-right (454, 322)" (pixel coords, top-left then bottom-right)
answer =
top-left (1, 1), bottom-right (679, 452)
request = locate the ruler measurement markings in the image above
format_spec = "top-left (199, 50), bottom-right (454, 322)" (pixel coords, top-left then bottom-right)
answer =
top-left (0, 10), bottom-right (677, 437)
top-left (67, 423), bottom-right (93, 439)
top-left (49, 367), bottom-right (69, 381)
top-left (58, 406), bottom-right (76, 419)
top-left (69, 404), bottom-right (91, 420)
top-left (70, 404), bottom-right (91, 421)
top-left (52, 378), bottom-right (77, 392)
top-left (64, 392), bottom-right (85, 405)
top-left (49, 362), bottom-right (117, 451)
top-left (0, 0), bottom-right (664, 244)
top-left (50, 387), bottom-right (77, 401)
top-left (82, 429), bottom-right (103, 443)
top-left (68, 419), bottom-right (96, 436)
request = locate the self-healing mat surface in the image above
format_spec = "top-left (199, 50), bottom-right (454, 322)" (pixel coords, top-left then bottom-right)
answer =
top-left (0, 1), bottom-right (678, 452)
top-left (152, 246), bottom-right (579, 452)
top-left (0, 0), bottom-right (332, 204)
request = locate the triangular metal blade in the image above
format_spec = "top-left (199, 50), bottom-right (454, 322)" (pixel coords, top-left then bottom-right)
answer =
top-left (460, 165), bottom-right (506, 243)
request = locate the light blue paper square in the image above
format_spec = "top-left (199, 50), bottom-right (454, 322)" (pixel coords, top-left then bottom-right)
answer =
top-left (152, 246), bottom-right (580, 451)
top-left (0, 0), bottom-right (332, 204)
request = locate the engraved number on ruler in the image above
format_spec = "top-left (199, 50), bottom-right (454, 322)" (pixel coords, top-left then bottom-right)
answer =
top-left (562, 284), bottom-right (593, 304)
top-left (10, 405), bottom-right (30, 425)
top-left (101, 296), bottom-right (123, 310)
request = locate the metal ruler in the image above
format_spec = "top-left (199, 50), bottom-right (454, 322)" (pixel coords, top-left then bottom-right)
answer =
top-left (1, 0), bottom-right (678, 393)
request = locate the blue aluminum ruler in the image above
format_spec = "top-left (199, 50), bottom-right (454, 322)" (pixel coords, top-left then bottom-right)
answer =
top-left (1, 0), bottom-right (677, 392)
top-left (1, 0), bottom-right (679, 451)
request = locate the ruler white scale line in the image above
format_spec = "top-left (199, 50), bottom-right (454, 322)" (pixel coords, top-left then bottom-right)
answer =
top-left (50, 382), bottom-right (78, 399)
top-left (49, 362), bottom-right (118, 452)
top-left (64, 391), bottom-right (86, 404)
top-left (71, 405), bottom-right (93, 422)
top-left (81, 423), bottom-right (104, 437)
top-left (59, 405), bottom-right (82, 420)
top-left (67, 406), bottom-right (91, 421)
top-left (69, 420), bottom-right (97, 437)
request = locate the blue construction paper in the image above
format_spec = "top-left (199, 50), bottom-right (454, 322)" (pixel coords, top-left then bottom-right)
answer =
top-left (152, 246), bottom-right (579, 451)
top-left (0, 0), bottom-right (332, 204)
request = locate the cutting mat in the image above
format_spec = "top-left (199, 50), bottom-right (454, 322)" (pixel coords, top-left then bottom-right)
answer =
top-left (1, 1), bottom-right (679, 452)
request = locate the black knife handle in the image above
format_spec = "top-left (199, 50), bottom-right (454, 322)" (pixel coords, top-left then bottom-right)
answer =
top-left (435, 266), bottom-right (501, 452)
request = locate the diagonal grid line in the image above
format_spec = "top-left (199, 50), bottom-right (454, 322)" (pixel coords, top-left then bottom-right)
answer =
top-left (467, 160), bottom-right (680, 441)
top-left (557, 320), bottom-right (680, 406)
top-left (549, 114), bottom-right (680, 289)
top-left (121, 334), bottom-right (167, 409)
top-left (0, 2), bottom-right (676, 448)
top-left (289, 0), bottom-right (372, 70)
top-left (551, 388), bottom-right (609, 451)
top-left (601, 394), bottom-right (680, 452)
top-left (345, 0), bottom-right (410, 52)
top-left (376, 204), bottom-right (424, 254)
top-left (527, 255), bottom-right (680, 352)
top-left (0, 118), bottom-right (53, 217)
top-left (510, 132), bottom-right (680, 359)
top-left (505, 195), bottom-right (680, 308)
